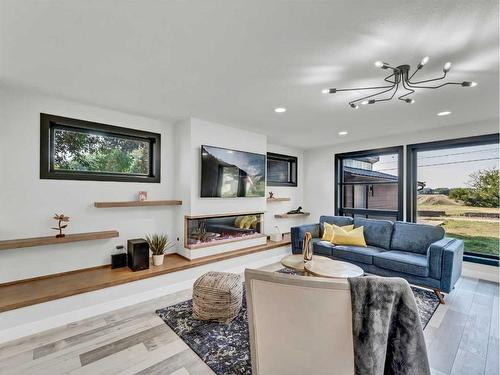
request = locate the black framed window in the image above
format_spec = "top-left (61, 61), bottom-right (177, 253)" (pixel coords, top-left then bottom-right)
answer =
top-left (407, 134), bottom-right (499, 266)
top-left (266, 152), bottom-right (298, 187)
top-left (40, 113), bottom-right (161, 183)
top-left (335, 146), bottom-right (403, 221)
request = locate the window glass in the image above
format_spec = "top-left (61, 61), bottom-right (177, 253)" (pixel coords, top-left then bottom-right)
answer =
top-left (267, 153), bottom-right (298, 186)
top-left (337, 149), bottom-right (402, 220)
top-left (53, 128), bottom-right (150, 175)
top-left (415, 143), bottom-right (499, 257)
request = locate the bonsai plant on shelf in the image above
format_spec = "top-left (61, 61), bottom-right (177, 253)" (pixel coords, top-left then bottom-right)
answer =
top-left (145, 233), bottom-right (174, 266)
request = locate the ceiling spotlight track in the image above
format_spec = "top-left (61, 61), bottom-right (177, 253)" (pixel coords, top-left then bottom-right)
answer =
top-left (323, 57), bottom-right (476, 108)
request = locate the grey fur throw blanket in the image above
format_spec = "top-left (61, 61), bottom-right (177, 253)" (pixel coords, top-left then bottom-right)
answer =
top-left (348, 276), bottom-right (431, 375)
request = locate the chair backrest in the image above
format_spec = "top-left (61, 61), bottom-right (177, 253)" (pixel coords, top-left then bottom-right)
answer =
top-left (245, 269), bottom-right (354, 375)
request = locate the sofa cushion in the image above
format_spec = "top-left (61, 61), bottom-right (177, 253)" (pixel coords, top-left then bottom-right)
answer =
top-left (390, 221), bottom-right (445, 255)
top-left (373, 251), bottom-right (429, 277)
top-left (312, 238), bottom-right (335, 256)
top-left (319, 216), bottom-right (353, 237)
top-left (332, 245), bottom-right (386, 265)
top-left (353, 218), bottom-right (393, 249)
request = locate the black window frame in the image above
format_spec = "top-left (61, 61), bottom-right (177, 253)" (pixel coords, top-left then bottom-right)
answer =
top-left (407, 133), bottom-right (499, 266)
top-left (40, 113), bottom-right (161, 183)
top-left (266, 152), bottom-right (298, 187)
top-left (335, 146), bottom-right (404, 221)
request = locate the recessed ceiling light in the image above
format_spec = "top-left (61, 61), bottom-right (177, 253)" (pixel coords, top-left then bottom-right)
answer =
top-left (437, 111), bottom-right (451, 116)
top-left (274, 107), bottom-right (286, 113)
top-left (338, 131), bottom-right (348, 136)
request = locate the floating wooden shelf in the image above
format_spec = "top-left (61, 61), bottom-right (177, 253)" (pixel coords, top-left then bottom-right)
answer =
top-left (0, 230), bottom-right (119, 251)
top-left (274, 212), bottom-right (310, 218)
top-left (266, 197), bottom-right (291, 202)
top-left (0, 234), bottom-right (291, 312)
top-left (94, 200), bottom-right (182, 208)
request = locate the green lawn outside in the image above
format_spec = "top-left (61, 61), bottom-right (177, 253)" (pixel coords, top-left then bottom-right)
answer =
top-left (417, 196), bottom-right (499, 257)
top-left (444, 233), bottom-right (499, 256)
top-left (441, 219), bottom-right (499, 256)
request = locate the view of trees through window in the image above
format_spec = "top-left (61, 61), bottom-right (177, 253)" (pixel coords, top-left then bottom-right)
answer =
top-left (416, 143), bottom-right (499, 257)
top-left (53, 128), bottom-right (150, 175)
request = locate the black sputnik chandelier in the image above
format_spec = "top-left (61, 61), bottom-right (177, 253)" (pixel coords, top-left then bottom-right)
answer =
top-left (322, 57), bottom-right (477, 109)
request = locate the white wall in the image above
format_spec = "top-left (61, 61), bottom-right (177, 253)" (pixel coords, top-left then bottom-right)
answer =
top-left (264, 143), bottom-right (307, 235)
top-left (173, 119), bottom-right (306, 239)
top-left (173, 118), bottom-right (269, 257)
top-left (0, 88), bottom-right (178, 283)
top-left (303, 119), bottom-right (499, 221)
top-left (189, 117), bottom-right (268, 216)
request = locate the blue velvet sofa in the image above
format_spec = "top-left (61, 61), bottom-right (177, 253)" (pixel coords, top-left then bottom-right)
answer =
top-left (291, 216), bottom-right (464, 300)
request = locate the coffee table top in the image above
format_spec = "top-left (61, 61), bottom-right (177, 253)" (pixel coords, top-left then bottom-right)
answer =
top-left (280, 254), bottom-right (322, 271)
top-left (304, 257), bottom-right (364, 279)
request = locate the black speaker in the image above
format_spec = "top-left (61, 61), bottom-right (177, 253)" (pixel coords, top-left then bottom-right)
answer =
top-left (111, 253), bottom-right (127, 269)
top-left (127, 238), bottom-right (149, 271)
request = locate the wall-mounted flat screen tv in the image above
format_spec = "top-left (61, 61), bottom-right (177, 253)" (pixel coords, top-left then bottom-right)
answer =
top-left (200, 145), bottom-right (266, 198)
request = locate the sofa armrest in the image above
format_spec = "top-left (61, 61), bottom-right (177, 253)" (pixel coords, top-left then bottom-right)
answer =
top-left (290, 224), bottom-right (320, 254)
top-left (428, 237), bottom-right (464, 293)
top-left (428, 238), bottom-right (455, 280)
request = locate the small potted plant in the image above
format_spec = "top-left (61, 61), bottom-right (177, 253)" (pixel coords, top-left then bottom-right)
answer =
top-left (145, 233), bottom-right (174, 266)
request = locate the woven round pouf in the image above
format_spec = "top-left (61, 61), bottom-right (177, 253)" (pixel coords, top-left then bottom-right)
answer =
top-left (192, 271), bottom-right (243, 323)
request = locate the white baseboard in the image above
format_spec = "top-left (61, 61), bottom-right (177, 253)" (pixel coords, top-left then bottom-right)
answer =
top-left (462, 261), bottom-right (499, 283)
top-left (0, 246), bottom-right (290, 344)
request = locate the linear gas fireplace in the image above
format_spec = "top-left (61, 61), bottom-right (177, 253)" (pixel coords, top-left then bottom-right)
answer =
top-left (185, 212), bottom-right (265, 250)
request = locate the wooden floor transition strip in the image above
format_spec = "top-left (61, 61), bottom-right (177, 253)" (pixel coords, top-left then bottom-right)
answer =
top-left (0, 234), bottom-right (291, 313)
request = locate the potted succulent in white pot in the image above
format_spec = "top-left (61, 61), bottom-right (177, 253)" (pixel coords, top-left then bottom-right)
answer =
top-left (145, 233), bottom-right (174, 266)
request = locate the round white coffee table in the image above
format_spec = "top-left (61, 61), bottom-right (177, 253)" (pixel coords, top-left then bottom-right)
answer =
top-left (280, 254), bottom-right (322, 272)
top-left (304, 257), bottom-right (364, 279)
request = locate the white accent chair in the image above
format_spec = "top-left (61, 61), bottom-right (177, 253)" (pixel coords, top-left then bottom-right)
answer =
top-left (245, 269), bottom-right (355, 375)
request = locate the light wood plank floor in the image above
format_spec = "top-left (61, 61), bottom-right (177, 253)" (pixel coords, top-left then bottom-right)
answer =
top-left (0, 266), bottom-right (498, 375)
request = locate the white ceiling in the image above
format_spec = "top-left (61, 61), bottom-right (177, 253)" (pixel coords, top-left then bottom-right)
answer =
top-left (1, 0), bottom-right (498, 149)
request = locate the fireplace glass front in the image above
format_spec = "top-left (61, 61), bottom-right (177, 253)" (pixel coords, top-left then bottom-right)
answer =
top-left (185, 213), bottom-right (264, 249)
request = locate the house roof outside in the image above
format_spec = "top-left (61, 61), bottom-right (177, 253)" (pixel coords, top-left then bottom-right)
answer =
top-left (344, 166), bottom-right (398, 181)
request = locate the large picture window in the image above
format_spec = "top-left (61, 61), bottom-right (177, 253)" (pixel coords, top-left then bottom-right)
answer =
top-left (40, 114), bottom-right (161, 183)
top-left (407, 134), bottom-right (499, 265)
top-left (335, 146), bottom-right (403, 221)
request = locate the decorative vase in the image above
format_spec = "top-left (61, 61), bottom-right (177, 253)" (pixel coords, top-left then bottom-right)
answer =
top-left (303, 232), bottom-right (313, 262)
top-left (270, 226), bottom-right (282, 242)
top-left (152, 254), bottom-right (164, 266)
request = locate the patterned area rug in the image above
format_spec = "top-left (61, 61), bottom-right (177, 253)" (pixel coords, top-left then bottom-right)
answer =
top-left (156, 269), bottom-right (440, 375)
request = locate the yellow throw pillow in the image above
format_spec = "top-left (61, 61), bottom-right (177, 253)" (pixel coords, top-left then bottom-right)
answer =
top-left (235, 216), bottom-right (245, 227)
top-left (322, 223), bottom-right (354, 241)
top-left (238, 216), bottom-right (249, 229)
top-left (249, 216), bottom-right (258, 229)
top-left (330, 225), bottom-right (367, 247)
top-left (245, 216), bottom-right (257, 230)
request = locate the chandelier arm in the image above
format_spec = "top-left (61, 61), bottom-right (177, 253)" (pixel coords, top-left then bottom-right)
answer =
top-left (333, 84), bottom-right (394, 92)
top-left (384, 64), bottom-right (401, 72)
top-left (349, 84), bottom-right (396, 105)
top-left (408, 67), bottom-right (421, 81)
top-left (408, 72), bottom-right (447, 84)
top-left (405, 81), bottom-right (462, 89)
top-left (384, 72), bottom-right (396, 84)
top-left (373, 81), bottom-right (400, 103)
top-left (398, 79), bottom-right (415, 100)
